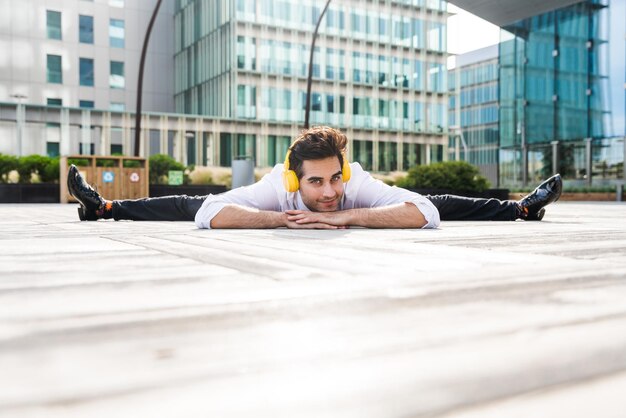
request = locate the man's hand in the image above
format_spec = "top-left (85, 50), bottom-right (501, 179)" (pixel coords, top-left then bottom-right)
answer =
top-left (286, 203), bottom-right (427, 229)
top-left (211, 203), bottom-right (427, 229)
top-left (285, 210), bottom-right (351, 228)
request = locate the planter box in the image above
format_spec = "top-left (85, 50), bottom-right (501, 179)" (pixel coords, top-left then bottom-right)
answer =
top-left (409, 188), bottom-right (510, 200)
top-left (149, 184), bottom-right (228, 197)
top-left (0, 183), bottom-right (60, 203)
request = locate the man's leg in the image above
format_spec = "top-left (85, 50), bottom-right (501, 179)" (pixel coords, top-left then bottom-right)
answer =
top-left (426, 173), bottom-right (563, 221)
top-left (67, 164), bottom-right (206, 221)
top-left (110, 195), bottom-right (205, 221)
top-left (426, 194), bottom-right (518, 221)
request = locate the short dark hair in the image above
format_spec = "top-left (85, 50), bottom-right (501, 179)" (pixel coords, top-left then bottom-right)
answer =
top-left (288, 126), bottom-right (347, 179)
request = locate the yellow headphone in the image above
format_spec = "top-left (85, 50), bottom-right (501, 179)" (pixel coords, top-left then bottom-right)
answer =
top-left (282, 149), bottom-right (352, 192)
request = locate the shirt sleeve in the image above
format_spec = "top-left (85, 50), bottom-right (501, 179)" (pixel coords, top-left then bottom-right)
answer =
top-left (194, 173), bottom-right (281, 229)
top-left (351, 167), bottom-right (440, 229)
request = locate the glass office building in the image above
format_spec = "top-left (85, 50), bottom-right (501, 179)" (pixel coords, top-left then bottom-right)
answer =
top-left (448, 44), bottom-right (499, 185)
top-left (174, 0), bottom-right (450, 170)
top-left (498, 0), bottom-right (614, 186)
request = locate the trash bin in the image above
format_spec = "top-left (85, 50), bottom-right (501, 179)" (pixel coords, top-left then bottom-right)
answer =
top-left (231, 156), bottom-right (255, 189)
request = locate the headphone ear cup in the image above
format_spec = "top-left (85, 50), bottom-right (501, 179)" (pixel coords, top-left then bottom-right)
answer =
top-left (283, 170), bottom-right (299, 192)
top-left (342, 159), bottom-right (351, 183)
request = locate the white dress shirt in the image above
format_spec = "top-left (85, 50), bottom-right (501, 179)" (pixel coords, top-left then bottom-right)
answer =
top-left (194, 162), bottom-right (440, 229)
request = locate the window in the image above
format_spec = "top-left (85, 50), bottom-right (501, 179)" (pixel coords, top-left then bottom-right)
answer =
top-left (47, 142), bottom-right (60, 158)
top-left (109, 19), bottom-right (125, 48)
top-left (109, 61), bottom-right (124, 88)
top-left (79, 100), bottom-right (95, 109)
top-left (110, 102), bottom-right (125, 111)
top-left (79, 15), bottom-right (94, 43)
top-left (79, 58), bottom-right (94, 86)
top-left (47, 55), bottom-right (62, 84)
top-left (47, 10), bottom-right (62, 40)
top-left (109, 0), bottom-right (124, 7)
top-left (47, 98), bottom-right (63, 106)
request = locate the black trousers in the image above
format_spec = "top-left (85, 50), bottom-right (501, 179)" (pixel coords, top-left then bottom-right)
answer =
top-left (111, 194), bottom-right (518, 222)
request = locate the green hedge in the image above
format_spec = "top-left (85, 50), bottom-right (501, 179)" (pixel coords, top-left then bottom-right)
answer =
top-left (0, 154), bottom-right (19, 183)
top-left (396, 161), bottom-right (490, 193)
top-left (0, 154), bottom-right (60, 184)
top-left (2, 153), bottom-right (192, 184)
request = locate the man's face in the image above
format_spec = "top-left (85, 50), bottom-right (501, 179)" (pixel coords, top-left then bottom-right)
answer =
top-left (298, 156), bottom-right (344, 212)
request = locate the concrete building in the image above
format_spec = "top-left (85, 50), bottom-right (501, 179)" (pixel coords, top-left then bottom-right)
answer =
top-left (0, 0), bottom-right (176, 158)
top-left (0, 0), bottom-right (175, 113)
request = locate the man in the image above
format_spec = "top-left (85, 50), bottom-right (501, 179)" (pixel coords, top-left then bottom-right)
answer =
top-left (67, 126), bottom-right (562, 229)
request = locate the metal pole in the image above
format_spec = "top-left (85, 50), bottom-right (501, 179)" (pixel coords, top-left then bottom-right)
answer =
top-left (584, 137), bottom-right (592, 187)
top-left (10, 94), bottom-right (27, 156)
top-left (304, 0), bottom-right (332, 129)
top-left (551, 140), bottom-right (559, 175)
top-left (521, 123), bottom-right (528, 186)
top-left (134, 0), bottom-right (163, 157)
top-left (622, 136), bottom-right (626, 181)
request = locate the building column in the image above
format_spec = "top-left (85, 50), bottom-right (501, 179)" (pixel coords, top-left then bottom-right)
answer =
top-left (122, 113), bottom-right (132, 155)
top-left (159, 115), bottom-right (168, 155)
top-left (81, 110), bottom-right (91, 155)
top-left (15, 103), bottom-right (25, 156)
top-left (60, 108), bottom-right (71, 156)
top-left (100, 112), bottom-right (111, 155)
top-left (139, 114), bottom-right (149, 158)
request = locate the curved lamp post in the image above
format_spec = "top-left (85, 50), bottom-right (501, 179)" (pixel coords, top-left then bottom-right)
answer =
top-left (304, 0), bottom-right (332, 129)
top-left (134, 0), bottom-right (163, 157)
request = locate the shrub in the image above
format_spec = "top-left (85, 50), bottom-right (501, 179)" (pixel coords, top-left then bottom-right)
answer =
top-left (96, 158), bottom-right (117, 167)
top-left (149, 154), bottom-right (186, 184)
top-left (123, 159), bottom-right (142, 168)
top-left (397, 161), bottom-right (490, 193)
top-left (17, 155), bottom-right (57, 184)
top-left (0, 154), bottom-right (19, 183)
top-left (68, 158), bottom-right (90, 167)
top-left (40, 157), bottom-right (60, 183)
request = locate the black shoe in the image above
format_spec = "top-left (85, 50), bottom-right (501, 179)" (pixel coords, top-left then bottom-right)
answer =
top-left (518, 174), bottom-right (563, 221)
top-left (67, 165), bottom-right (106, 221)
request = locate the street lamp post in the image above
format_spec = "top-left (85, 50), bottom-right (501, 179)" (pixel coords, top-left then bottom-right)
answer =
top-left (303, 0), bottom-right (332, 129)
top-left (10, 94), bottom-right (27, 156)
top-left (133, 0), bottom-right (163, 157)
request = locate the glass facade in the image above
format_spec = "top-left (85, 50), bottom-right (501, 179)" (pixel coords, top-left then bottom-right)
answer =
top-left (499, 0), bottom-right (611, 186)
top-left (448, 51), bottom-right (500, 185)
top-left (79, 15), bottom-right (94, 44)
top-left (174, 0), bottom-right (449, 170)
top-left (47, 10), bottom-right (62, 40)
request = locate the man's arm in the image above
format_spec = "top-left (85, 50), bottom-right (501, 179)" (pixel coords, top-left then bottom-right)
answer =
top-left (211, 204), bottom-right (343, 229)
top-left (285, 202), bottom-right (427, 229)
